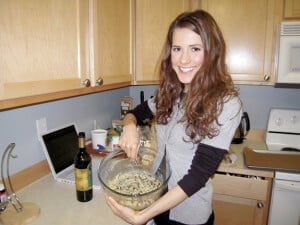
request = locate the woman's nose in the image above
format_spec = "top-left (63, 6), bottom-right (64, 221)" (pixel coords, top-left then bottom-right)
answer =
top-left (180, 50), bottom-right (191, 64)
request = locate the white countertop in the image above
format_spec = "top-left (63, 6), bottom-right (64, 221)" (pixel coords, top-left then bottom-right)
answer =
top-left (16, 174), bottom-right (130, 225)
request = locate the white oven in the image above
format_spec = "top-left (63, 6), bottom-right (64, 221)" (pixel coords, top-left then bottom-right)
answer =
top-left (264, 108), bottom-right (300, 225)
top-left (275, 22), bottom-right (300, 88)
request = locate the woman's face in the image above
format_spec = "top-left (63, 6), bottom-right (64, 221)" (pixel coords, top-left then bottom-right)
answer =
top-left (171, 28), bottom-right (204, 84)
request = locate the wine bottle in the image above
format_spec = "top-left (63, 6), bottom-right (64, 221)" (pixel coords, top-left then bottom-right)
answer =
top-left (74, 132), bottom-right (93, 202)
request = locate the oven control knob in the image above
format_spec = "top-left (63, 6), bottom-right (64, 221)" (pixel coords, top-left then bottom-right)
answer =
top-left (290, 115), bottom-right (297, 124)
top-left (275, 118), bottom-right (283, 126)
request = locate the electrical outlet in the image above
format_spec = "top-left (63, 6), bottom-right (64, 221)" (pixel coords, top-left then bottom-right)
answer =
top-left (36, 118), bottom-right (47, 137)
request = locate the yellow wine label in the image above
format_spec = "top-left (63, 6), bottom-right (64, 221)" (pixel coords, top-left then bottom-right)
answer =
top-left (75, 163), bottom-right (92, 191)
top-left (79, 137), bottom-right (85, 148)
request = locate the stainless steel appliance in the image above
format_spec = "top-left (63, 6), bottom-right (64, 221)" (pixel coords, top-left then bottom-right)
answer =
top-left (264, 108), bottom-right (300, 225)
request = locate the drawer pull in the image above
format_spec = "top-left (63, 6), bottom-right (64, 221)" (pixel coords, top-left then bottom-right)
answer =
top-left (81, 79), bottom-right (91, 87)
top-left (95, 78), bottom-right (104, 86)
top-left (257, 202), bottom-right (264, 208)
top-left (263, 75), bottom-right (270, 81)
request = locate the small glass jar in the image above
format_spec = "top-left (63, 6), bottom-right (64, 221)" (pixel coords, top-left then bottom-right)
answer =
top-left (0, 183), bottom-right (7, 211)
top-left (0, 183), bottom-right (7, 202)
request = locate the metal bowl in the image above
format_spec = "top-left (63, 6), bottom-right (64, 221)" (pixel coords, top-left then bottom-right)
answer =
top-left (98, 147), bottom-right (171, 210)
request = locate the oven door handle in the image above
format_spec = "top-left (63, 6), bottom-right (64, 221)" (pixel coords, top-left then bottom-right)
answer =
top-left (276, 180), bottom-right (300, 192)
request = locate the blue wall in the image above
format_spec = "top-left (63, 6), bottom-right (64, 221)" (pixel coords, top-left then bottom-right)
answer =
top-left (0, 85), bottom-right (299, 174)
top-left (0, 87), bottom-right (129, 174)
top-left (130, 85), bottom-right (300, 130)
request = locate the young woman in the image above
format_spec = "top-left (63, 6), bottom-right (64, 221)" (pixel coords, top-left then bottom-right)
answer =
top-left (105, 9), bottom-right (242, 225)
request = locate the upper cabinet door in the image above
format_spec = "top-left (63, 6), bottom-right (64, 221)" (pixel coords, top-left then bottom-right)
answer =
top-left (284, 0), bottom-right (300, 19)
top-left (90, 0), bottom-right (133, 86)
top-left (134, 0), bottom-right (200, 84)
top-left (0, 0), bottom-right (90, 100)
top-left (201, 0), bottom-right (283, 85)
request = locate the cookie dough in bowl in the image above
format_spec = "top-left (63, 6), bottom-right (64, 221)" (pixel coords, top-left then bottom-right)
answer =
top-left (98, 148), bottom-right (171, 210)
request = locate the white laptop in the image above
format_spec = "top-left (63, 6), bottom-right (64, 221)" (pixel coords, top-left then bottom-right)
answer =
top-left (39, 124), bottom-right (101, 189)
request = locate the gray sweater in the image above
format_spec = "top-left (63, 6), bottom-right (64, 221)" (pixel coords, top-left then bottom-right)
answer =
top-left (132, 96), bottom-right (242, 224)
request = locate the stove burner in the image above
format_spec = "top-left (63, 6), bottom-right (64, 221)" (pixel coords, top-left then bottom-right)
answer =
top-left (281, 147), bottom-right (300, 152)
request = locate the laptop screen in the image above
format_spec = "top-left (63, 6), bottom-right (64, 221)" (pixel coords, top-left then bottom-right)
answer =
top-left (42, 124), bottom-right (79, 173)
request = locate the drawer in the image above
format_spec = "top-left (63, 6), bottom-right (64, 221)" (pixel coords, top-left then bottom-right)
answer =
top-left (211, 173), bottom-right (270, 200)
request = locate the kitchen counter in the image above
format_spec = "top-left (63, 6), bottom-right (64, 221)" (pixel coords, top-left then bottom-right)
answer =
top-left (12, 174), bottom-right (130, 225)
top-left (218, 139), bottom-right (274, 178)
top-left (1, 130), bottom-right (273, 225)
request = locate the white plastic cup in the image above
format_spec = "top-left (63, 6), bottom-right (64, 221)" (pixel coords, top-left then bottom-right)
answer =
top-left (91, 129), bottom-right (107, 150)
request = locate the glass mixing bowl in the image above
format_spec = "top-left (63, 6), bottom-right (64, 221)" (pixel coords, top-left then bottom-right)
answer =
top-left (97, 147), bottom-right (171, 210)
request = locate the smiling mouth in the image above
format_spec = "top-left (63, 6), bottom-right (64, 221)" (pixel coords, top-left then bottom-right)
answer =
top-left (179, 67), bottom-right (193, 73)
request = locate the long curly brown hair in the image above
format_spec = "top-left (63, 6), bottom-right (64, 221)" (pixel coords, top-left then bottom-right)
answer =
top-left (154, 10), bottom-right (238, 143)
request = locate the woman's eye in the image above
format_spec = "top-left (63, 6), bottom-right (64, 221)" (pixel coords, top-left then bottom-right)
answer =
top-left (172, 47), bottom-right (181, 52)
top-left (192, 47), bottom-right (201, 52)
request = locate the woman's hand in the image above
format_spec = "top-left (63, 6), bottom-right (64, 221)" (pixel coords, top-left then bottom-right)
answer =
top-left (119, 114), bottom-right (140, 160)
top-left (105, 194), bottom-right (146, 225)
top-left (105, 185), bottom-right (189, 225)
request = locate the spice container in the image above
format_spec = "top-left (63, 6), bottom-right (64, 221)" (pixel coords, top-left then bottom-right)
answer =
top-left (111, 135), bottom-right (120, 151)
top-left (107, 128), bottom-right (120, 151)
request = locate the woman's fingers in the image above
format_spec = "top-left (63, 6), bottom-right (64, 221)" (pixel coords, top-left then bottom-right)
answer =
top-left (105, 194), bottom-right (141, 225)
top-left (119, 125), bottom-right (140, 160)
top-left (121, 143), bottom-right (139, 160)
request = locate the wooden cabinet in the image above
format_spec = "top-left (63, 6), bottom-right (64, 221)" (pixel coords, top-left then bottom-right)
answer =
top-left (212, 173), bottom-right (273, 225)
top-left (284, 0), bottom-right (300, 19)
top-left (134, 0), bottom-right (284, 85)
top-left (0, 0), bottom-right (90, 100)
top-left (201, 0), bottom-right (283, 85)
top-left (0, 0), bottom-right (132, 106)
top-left (134, 0), bottom-right (201, 84)
top-left (90, 0), bottom-right (133, 86)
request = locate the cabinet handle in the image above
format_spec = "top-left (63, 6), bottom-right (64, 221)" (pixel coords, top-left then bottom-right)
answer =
top-left (81, 79), bottom-right (91, 87)
top-left (263, 75), bottom-right (270, 81)
top-left (257, 202), bottom-right (264, 208)
top-left (95, 78), bottom-right (104, 86)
